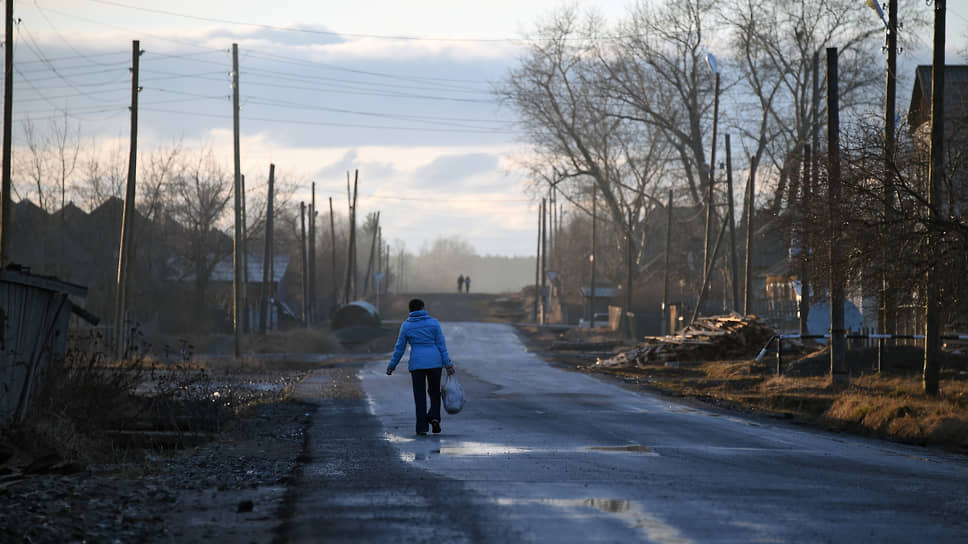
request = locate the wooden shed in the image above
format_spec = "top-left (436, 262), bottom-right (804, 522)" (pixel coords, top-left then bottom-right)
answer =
top-left (0, 267), bottom-right (89, 426)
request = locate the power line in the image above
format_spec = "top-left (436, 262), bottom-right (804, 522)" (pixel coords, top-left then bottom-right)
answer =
top-left (237, 74), bottom-right (497, 104)
top-left (244, 51), bottom-right (494, 88)
top-left (17, 22), bottom-right (117, 103)
top-left (139, 107), bottom-right (516, 134)
top-left (242, 96), bottom-right (510, 127)
top-left (240, 64), bottom-right (490, 96)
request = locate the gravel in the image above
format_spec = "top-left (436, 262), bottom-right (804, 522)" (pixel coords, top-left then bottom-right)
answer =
top-left (0, 366), bottom-right (361, 543)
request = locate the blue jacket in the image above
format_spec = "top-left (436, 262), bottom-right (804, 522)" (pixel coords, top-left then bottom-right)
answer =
top-left (387, 310), bottom-right (453, 372)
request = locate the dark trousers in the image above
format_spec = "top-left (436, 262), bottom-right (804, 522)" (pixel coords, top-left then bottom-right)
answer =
top-left (410, 368), bottom-right (442, 433)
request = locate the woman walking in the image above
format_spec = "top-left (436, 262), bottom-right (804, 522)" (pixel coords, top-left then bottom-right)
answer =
top-left (386, 298), bottom-right (456, 435)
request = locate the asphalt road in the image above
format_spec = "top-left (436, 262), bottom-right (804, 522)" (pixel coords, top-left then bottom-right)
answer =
top-left (279, 321), bottom-right (968, 543)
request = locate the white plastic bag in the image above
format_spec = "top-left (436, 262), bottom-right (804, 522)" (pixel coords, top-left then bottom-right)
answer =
top-left (441, 373), bottom-right (465, 414)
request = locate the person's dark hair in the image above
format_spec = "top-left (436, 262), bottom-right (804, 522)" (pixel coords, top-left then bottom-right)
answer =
top-left (409, 298), bottom-right (425, 312)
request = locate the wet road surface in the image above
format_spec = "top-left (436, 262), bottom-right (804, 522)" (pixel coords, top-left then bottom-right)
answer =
top-left (280, 322), bottom-right (968, 543)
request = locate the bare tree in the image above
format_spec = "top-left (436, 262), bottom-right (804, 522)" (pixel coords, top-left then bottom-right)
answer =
top-left (168, 148), bottom-right (233, 329)
top-left (13, 114), bottom-right (82, 212)
top-left (77, 137), bottom-right (126, 211)
top-left (500, 6), bottom-right (669, 288)
top-left (603, 0), bottom-right (718, 209)
top-left (721, 0), bottom-right (891, 215)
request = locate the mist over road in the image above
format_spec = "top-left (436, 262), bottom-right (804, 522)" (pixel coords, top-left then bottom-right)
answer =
top-left (282, 321), bottom-right (968, 542)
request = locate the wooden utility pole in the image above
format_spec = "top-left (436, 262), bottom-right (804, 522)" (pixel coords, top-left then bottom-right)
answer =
top-left (924, 0), bottom-right (945, 396)
top-left (241, 174), bottom-right (249, 333)
top-left (540, 198), bottom-right (547, 325)
top-left (231, 43), bottom-right (242, 357)
top-left (690, 215), bottom-right (728, 326)
top-left (702, 71), bottom-right (721, 295)
top-left (259, 164), bottom-right (275, 334)
top-left (827, 47), bottom-right (847, 386)
top-left (534, 200), bottom-right (541, 321)
top-left (343, 170), bottom-right (358, 303)
top-left (114, 40), bottom-right (141, 358)
top-left (590, 185), bottom-right (597, 328)
top-left (743, 167), bottom-right (754, 315)
top-left (0, 0), bottom-right (13, 265)
top-left (329, 196), bottom-right (337, 305)
top-left (309, 182), bottom-right (316, 325)
top-left (800, 144), bottom-right (811, 337)
top-left (724, 134), bottom-right (739, 312)
top-left (625, 209), bottom-right (634, 339)
top-left (881, 0), bottom-right (899, 349)
top-left (300, 201), bottom-right (308, 326)
top-left (363, 211), bottom-right (380, 297)
top-left (662, 190), bottom-right (672, 334)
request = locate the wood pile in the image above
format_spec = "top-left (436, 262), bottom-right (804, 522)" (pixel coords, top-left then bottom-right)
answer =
top-left (597, 314), bottom-right (775, 367)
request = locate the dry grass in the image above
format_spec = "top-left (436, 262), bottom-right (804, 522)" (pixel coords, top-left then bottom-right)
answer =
top-left (824, 376), bottom-right (968, 449)
top-left (586, 355), bottom-right (968, 451)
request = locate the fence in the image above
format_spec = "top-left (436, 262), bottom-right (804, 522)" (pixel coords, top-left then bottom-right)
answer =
top-left (755, 332), bottom-right (968, 376)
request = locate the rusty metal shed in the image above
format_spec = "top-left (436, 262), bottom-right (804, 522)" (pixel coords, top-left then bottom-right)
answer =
top-left (0, 267), bottom-right (89, 426)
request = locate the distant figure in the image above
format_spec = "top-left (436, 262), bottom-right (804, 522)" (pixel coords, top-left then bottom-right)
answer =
top-left (386, 298), bottom-right (456, 435)
top-left (457, 274), bottom-right (465, 292)
top-left (464, 275), bottom-right (471, 293)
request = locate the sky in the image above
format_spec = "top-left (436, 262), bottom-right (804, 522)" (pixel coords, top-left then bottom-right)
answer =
top-left (8, 1), bottom-right (968, 257)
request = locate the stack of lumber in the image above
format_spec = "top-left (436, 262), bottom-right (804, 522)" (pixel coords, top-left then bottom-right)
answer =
top-left (597, 314), bottom-right (775, 367)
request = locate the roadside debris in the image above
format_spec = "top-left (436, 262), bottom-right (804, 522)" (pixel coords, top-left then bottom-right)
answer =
top-left (597, 314), bottom-right (776, 367)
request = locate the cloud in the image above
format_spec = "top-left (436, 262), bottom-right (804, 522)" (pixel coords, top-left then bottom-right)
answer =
top-left (314, 149), bottom-right (397, 181)
top-left (413, 153), bottom-right (500, 188)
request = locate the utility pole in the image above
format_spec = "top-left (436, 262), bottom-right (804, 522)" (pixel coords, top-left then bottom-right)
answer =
top-left (241, 174), bottom-right (249, 333)
top-left (534, 200), bottom-right (541, 322)
top-left (690, 215), bottom-right (728, 326)
top-left (827, 47), bottom-right (847, 386)
top-left (309, 182), bottom-right (316, 325)
top-left (329, 196), bottom-right (337, 307)
top-left (343, 170), bottom-right (358, 303)
top-left (260, 164), bottom-right (275, 334)
top-left (924, 0), bottom-right (945, 396)
top-left (882, 0), bottom-right (899, 367)
top-left (114, 40), bottom-right (141, 359)
top-left (743, 167), bottom-right (754, 315)
top-left (300, 201), bottom-right (308, 326)
top-left (724, 134), bottom-right (739, 312)
top-left (363, 211), bottom-right (380, 297)
top-left (0, 0), bottom-right (14, 265)
top-left (662, 190), bottom-right (672, 334)
top-left (702, 69), bottom-right (721, 297)
top-left (231, 43), bottom-right (242, 358)
top-left (799, 145), bottom-right (811, 337)
top-left (590, 185), bottom-right (597, 328)
top-left (540, 198), bottom-right (547, 325)
top-left (625, 209), bottom-right (633, 339)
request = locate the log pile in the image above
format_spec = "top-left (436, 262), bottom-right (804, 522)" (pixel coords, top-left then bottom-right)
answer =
top-left (597, 314), bottom-right (775, 367)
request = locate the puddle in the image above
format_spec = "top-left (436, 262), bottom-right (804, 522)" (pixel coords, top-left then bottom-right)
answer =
top-left (437, 441), bottom-right (533, 456)
top-left (493, 497), bottom-right (691, 544)
top-left (588, 445), bottom-right (655, 454)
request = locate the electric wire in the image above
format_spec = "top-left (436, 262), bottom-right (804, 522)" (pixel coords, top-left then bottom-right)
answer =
top-left (138, 107), bottom-right (516, 134)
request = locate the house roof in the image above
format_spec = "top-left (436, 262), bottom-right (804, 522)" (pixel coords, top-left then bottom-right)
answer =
top-left (210, 254), bottom-right (290, 283)
top-left (908, 65), bottom-right (968, 130)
